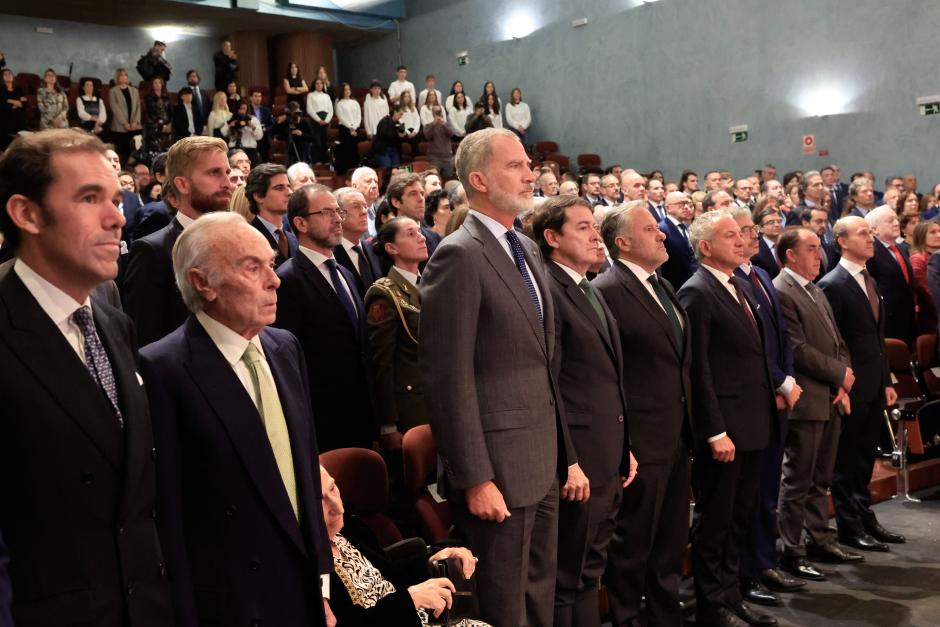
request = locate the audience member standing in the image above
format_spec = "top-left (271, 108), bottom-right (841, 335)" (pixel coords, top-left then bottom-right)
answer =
top-left (445, 80), bottom-right (465, 111)
top-left (659, 191), bottom-right (698, 289)
top-left (108, 68), bottom-right (142, 164)
top-left (334, 82), bottom-right (362, 174)
top-left (363, 80), bottom-right (389, 138)
top-left (595, 202), bottom-right (692, 627)
top-left (246, 163), bottom-right (297, 268)
top-left (504, 88), bottom-right (531, 141)
top-left (143, 77), bottom-right (172, 154)
top-left (417, 74), bottom-right (442, 111)
top-left (223, 102), bottom-right (263, 165)
top-left (0, 69), bottom-right (27, 150)
top-left (274, 184), bottom-right (378, 451)
top-left (351, 166), bottom-right (381, 234)
top-left (333, 187), bottom-right (381, 298)
top-left (677, 210), bottom-right (778, 627)
top-left (76, 78), bottom-right (107, 135)
top-left (248, 89), bottom-right (275, 161)
top-left (423, 106), bottom-right (455, 177)
top-left (139, 213), bottom-right (331, 627)
top-left (370, 105), bottom-right (405, 169)
top-left (752, 206), bottom-right (783, 279)
top-left (185, 69), bottom-right (210, 134)
top-left (864, 206), bottom-right (916, 347)
top-left (819, 216), bottom-right (904, 552)
top-left (170, 87), bottom-right (199, 141)
top-left (448, 91), bottom-right (470, 138)
top-left (0, 129), bottom-right (175, 627)
top-left (122, 136), bottom-right (233, 346)
top-left (482, 93), bottom-right (502, 129)
top-left (910, 221), bottom-right (940, 335)
top-left (386, 173), bottom-right (441, 260)
top-left (773, 227), bottom-right (862, 584)
top-left (306, 78), bottom-right (334, 164)
top-left (532, 196), bottom-right (633, 627)
top-left (316, 65), bottom-right (334, 100)
top-left (420, 89), bottom-right (446, 126)
top-left (420, 128), bottom-right (578, 627)
top-left (36, 68), bottom-right (68, 129)
top-left (212, 39), bottom-right (239, 92)
top-left (225, 81), bottom-right (243, 116)
top-left (387, 65), bottom-right (415, 105)
top-left (283, 63), bottom-right (309, 110)
top-left (136, 40), bottom-right (171, 83)
top-left (204, 91), bottom-right (231, 138)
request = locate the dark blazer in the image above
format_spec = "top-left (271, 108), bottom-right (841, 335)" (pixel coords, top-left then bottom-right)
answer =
top-left (818, 264), bottom-right (890, 403)
top-left (251, 105), bottom-right (276, 145)
top-left (647, 202), bottom-right (666, 223)
top-left (121, 218), bottom-right (188, 347)
top-left (251, 215), bottom-right (298, 268)
top-left (658, 217), bottom-right (697, 289)
top-left (420, 212), bottom-right (574, 507)
top-left (212, 51), bottom-right (239, 92)
top-left (189, 87), bottom-right (210, 133)
top-left (274, 251), bottom-right (377, 451)
top-left (866, 240), bottom-right (916, 346)
top-left (364, 266), bottom-right (426, 432)
top-left (421, 225), bottom-right (442, 262)
top-left (170, 104), bottom-right (199, 141)
top-left (547, 261), bottom-right (629, 485)
top-left (0, 530), bottom-right (10, 627)
top-left (130, 201), bottom-right (172, 242)
top-left (594, 260), bottom-right (692, 465)
top-left (751, 237), bottom-right (780, 279)
top-left (677, 266), bottom-right (775, 451)
top-left (139, 318), bottom-right (329, 627)
top-left (0, 271), bottom-right (174, 627)
top-left (335, 239), bottom-right (382, 299)
top-left (0, 260), bottom-right (121, 309)
top-left (121, 190), bottom-right (144, 243)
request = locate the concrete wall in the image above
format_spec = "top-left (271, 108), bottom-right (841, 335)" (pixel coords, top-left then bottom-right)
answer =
top-left (337, 0), bottom-right (940, 186)
top-left (0, 14), bottom-right (217, 90)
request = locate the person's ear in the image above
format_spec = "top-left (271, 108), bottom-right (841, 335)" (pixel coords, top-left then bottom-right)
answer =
top-left (468, 171), bottom-right (488, 195)
top-left (5, 195), bottom-right (44, 237)
top-left (187, 267), bottom-right (217, 303)
top-left (543, 228), bottom-right (562, 250)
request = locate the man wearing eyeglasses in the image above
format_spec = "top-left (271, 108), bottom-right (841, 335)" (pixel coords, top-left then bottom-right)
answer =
top-left (659, 191), bottom-right (698, 288)
top-left (274, 184), bottom-right (377, 452)
top-left (752, 207), bottom-right (784, 279)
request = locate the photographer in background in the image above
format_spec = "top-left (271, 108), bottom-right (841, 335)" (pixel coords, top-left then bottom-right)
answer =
top-left (223, 100), bottom-right (262, 166)
top-left (274, 101), bottom-right (316, 166)
top-left (370, 104), bottom-right (407, 169)
top-left (136, 40), bottom-right (171, 83)
top-left (422, 105), bottom-right (454, 177)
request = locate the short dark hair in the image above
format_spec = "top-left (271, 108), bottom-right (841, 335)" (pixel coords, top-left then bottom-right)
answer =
top-left (249, 89), bottom-right (262, 97)
top-left (701, 190), bottom-right (723, 212)
top-left (186, 69), bottom-right (199, 80)
top-left (397, 65), bottom-right (407, 71)
top-left (0, 129), bottom-right (108, 251)
top-left (287, 183), bottom-right (331, 224)
top-left (531, 195), bottom-right (593, 259)
top-left (424, 188), bottom-right (448, 227)
top-left (178, 86), bottom-right (193, 97)
top-left (245, 163), bottom-right (287, 214)
top-left (386, 173), bottom-right (421, 207)
top-left (680, 169), bottom-right (697, 187)
top-left (776, 226), bottom-right (811, 267)
top-left (152, 152), bottom-right (169, 176)
top-left (753, 205), bottom-right (781, 227)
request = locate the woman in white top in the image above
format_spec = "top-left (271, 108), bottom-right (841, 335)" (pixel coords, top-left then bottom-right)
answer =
top-left (398, 91), bottom-right (420, 138)
top-left (205, 91), bottom-right (232, 138)
top-left (306, 77), bottom-right (334, 164)
top-left (419, 90), bottom-right (445, 126)
top-left (445, 80), bottom-right (464, 112)
top-left (447, 92), bottom-right (470, 138)
top-left (363, 80), bottom-right (389, 138)
top-left (482, 92), bottom-right (502, 129)
top-left (504, 87), bottom-right (531, 141)
top-left (334, 82), bottom-right (362, 173)
top-left (479, 81), bottom-right (501, 111)
top-left (76, 78), bottom-right (107, 135)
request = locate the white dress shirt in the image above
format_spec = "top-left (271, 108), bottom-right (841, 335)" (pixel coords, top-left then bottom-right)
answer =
top-left (363, 95), bottom-right (389, 136)
top-left (395, 266), bottom-right (420, 289)
top-left (447, 106), bottom-right (470, 136)
top-left (417, 88), bottom-right (442, 109)
top-left (400, 108), bottom-right (420, 133)
top-left (783, 266), bottom-right (812, 291)
top-left (618, 259), bottom-right (686, 332)
top-left (387, 79), bottom-right (416, 104)
top-left (340, 237), bottom-right (360, 270)
top-left (306, 91), bottom-right (334, 123)
top-left (419, 105), bottom-right (445, 126)
top-left (504, 102), bottom-right (531, 131)
top-left (175, 211), bottom-right (195, 229)
top-left (838, 257), bottom-right (869, 297)
top-left (14, 259), bottom-right (91, 363)
top-left (334, 98), bottom-right (361, 131)
top-left (553, 260), bottom-right (586, 286)
top-left (297, 246), bottom-right (357, 303)
top-left (470, 210), bottom-right (543, 317)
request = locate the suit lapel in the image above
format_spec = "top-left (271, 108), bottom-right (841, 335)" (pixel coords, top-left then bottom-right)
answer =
top-left (613, 261), bottom-right (683, 356)
top-left (700, 267), bottom-right (762, 338)
top-left (0, 273), bottom-right (123, 469)
top-left (295, 250), bottom-right (359, 332)
top-left (183, 319), bottom-right (308, 556)
top-left (549, 262), bottom-right (614, 357)
top-left (837, 265), bottom-right (878, 325)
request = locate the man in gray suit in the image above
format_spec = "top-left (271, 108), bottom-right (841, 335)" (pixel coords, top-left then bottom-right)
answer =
top-left (420, 128), bottom-right (583, 627)
top-left (773, 227), bottom-right (863, 581)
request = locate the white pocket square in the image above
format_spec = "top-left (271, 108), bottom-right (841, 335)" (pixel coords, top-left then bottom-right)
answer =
top-left (136, 372), bottom-right (144, 386)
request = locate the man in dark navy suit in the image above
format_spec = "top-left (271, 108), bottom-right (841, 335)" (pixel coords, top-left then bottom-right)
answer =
top-left (731, 207), bottom-right (805, 606)
top-left (333, 187), bottom-right (382, 298)
top-left (864, 206), bottom-right (915, 347)
top-left (386, 172), bottom-right (441, 261)
top-left (185, 70), bottom-right (210, 134)
top-left (246, 163), bottom-right (297, 268)
top-left (678, 210), bottom-right (779, 627)
top-left (249, 89), bottom-right (276, 161)
top-left (140, 213), bottom-right (331, 627)
top-left (819, 216), bottom-right (904, 552)
top-left (274, 184), bottom-right (377, 452)
top-left (659, 191), bottom-right (697, 289)
top-left (752, 206), bottom-right (783, 279)
top-left (800, 207), bottom-right (839, 277)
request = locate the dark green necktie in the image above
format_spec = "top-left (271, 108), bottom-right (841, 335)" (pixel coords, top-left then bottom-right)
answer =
top-left (648, 275), bottom-right (683, 349)
top-left (578, 278), bottom-right (609, 336)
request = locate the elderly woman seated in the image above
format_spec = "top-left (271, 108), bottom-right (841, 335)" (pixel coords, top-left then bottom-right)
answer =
top-left (320, 465), bottom-right (490, 627)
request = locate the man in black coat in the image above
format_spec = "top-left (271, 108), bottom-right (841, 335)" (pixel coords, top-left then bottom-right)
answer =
top-left (531, 196), bottom-right (635, 627)
top-left (595, 201), bottom-right (693, 627)
top-left (122, 136), bottom-right (233, 346)
top-left (864, 206), bottom-right (916, 347)
top-left (0, 129), bottom-right (175, 626)
top-left (274, 184), bottom-right (377, 451)
top-left (658, 190), bottom-right (697, 289)
top-left (170, 88), bottom-right (200, 142)
top-left (386, 172), bottom-right (442, 263)
top-left (819, 216), bottom-right (904, 552)
top-left (185, 70), bottom-right (210, 133)
top-left (245, 163), bottom-right (297, 268)
top-left (678, 209), bottom-right (778, 627)
top-left (334, 187), bottom-right (382, 298)
top-left (212, 39), bottom-right (239, 92)
top-left (140, 213), bottom-right (331, 627)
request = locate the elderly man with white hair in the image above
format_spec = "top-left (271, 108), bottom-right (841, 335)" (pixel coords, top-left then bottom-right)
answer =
top-left (863, 205), bottom-right (915, 346)
top-left (286, 161), bottom-right (316, 189)
top-left (333, 186), bottom-right (382, 297)
top-left (139, 212), bottom-right (334, 627)
top-left (351, 166), bottom-right (381, 235)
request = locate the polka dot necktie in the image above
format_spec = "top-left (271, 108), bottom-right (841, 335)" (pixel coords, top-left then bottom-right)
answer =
top-left (71, 306), bottom-right (124, 429)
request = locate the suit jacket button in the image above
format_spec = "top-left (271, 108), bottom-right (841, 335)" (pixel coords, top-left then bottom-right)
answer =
top-left (225, 505), bottom-right (238, 517)
top-left (618, 415), bottom-right (624, 423)
top-left (249, 560), bottom-right (261, 572)
top-left (126, 582), bottom-right (135, 596)
top-left (251, 621), bottom-right (263, 627)
top-left (549, 398), bottom-right (555, 406)
top-left (152, 448), bottom-right (157, 461)
top-left (81, 472), bottom-right (95, 485)
top-left (406, 384), bottom-right (413, 391)
top-left (158, 562), bottom-right (166, 576)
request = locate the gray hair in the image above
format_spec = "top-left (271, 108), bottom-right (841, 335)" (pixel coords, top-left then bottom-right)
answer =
top-left (172, 212), bottom-right (247, 313)
top-left (600, 200), bottom-right (647, 260)
top-left (350, 166), bottom-right (377, 185)
top-left (800, 170), bottom-right (821, 193)
top-left (728, 205), bottom-right (752, 221)
top-left (286, 162), bottom-right (314, 185)
top-left (334, 186), bottom-right (363, 209)
top-left (454, 127), bottom-right (518, 200)
top-left (689, 209), bottom-right (734, 261)
top-left (864, 204), bottom-right (896, 228)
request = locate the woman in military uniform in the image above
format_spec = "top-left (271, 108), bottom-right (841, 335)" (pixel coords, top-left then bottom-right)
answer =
top-left (365, 217), bottom-right (429, 452)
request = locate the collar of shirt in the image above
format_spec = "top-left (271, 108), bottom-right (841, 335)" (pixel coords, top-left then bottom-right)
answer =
top-left (195, 310), bottom-right (264, 368)
top-left (257, 214), bottom-right (280, 237)
top-left (618, 257), bottom-right (655, 283)
top-left (552, 260), bottom-right (586, 285)
top-left (176, 212), bottom-right (195, 229)
top-left (738, 262), bottom-right (753, 274)
top-left (13, 258), bottom-right (90, 329)
top-left (804, 199), bottom-right (817, 208)
top-left (783, 266), bottom-right (812, 288)
top-left (762, 236), bottom-right (776, 250)
top-left (877, 237), bottom-right (894, 249)
top-left (298, 245), bottom-right (333, 268)
top-left (839, 256), bottom-right (866, 277)
top-left (396, 266), bottom-right (420, 288)
top-left (702, 263), bottom-right (735, 287)
top-left (341, 237), bottom-right (359, 254)
top-left (470, 209), bottom-right (515, 244)
top-left (666, 215), bottom-right (683, 228)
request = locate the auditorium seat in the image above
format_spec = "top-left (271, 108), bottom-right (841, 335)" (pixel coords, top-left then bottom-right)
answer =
top-left (916, 334), bottom-right (940, 398)
top-left (15, 72), bottom-right (41, 95)
top-left (577, 153), bottom-right (602, 167)
top-left (536, 140), bottom-right (559, 156)
top-left (546, 153), bottom-right (569, 171)
top-left (402, 425), bottom-right (453, 544)
top-left (357, 140), bottom-right (372, 160)
top-left (326, 126), bottom-right (339, 144)
top-left (411, 160), bottom-right (430, 174)
top-left (417, 141), bottom-right (429, 156)
top-left (320, 447), bottom-right (403, 547)
top-left (885, 338), bottom-right (924, 408)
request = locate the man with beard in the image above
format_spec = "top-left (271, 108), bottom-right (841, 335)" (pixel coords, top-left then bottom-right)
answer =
top-left (420, 128), bottom-right (580, 627)
top-left (122, 136), bottom-right (233, 346)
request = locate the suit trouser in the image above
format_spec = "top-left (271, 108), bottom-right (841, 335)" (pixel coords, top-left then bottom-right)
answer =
top-left (778, 411), bottom-right (842, 556)
top-left (554, 474), bottom-right (622, 627)
top-left (691, 447), bottom-right (762, 623)
top-left (832, 398), bottom-right (882, 535)
top-left (740, 422), bottom-right (786, 577)
top-left (605, 445), bottom-right (691, 627)
top-left (454, 481), bottom-right (559, 627)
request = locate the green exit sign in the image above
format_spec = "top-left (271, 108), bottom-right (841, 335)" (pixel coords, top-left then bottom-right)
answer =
top-left (921, 103), bottom-right (940, 116)
top-left (457, 55), bottom-right (468, 67)
top-left (732, 131), bottom-right (749, 143)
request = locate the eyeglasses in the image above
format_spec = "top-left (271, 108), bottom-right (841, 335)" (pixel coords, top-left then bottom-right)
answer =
top-left (667, 201), bottom-right (692, 208)
top-left (761, 219), bottom-right (783, 227)
top-left (740, 225), bottom-right (759, 236)
top-left (298, 207), bottom-right (348, 220)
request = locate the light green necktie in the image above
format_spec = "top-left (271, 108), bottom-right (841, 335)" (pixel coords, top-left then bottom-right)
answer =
top-left (242, 343), bottom-right (299, 520)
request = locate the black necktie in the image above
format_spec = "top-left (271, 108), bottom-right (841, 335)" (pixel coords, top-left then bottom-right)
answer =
top-left (648, 275), bottom-right (683, 349)
top-left (325, 259), bottom-right (359, 327)
top-left (352, 244), bottom-right (375, 287)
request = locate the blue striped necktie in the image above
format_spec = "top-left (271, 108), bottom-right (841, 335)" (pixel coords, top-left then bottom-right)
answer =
top-left (505, 229), bottom-right (542, 325)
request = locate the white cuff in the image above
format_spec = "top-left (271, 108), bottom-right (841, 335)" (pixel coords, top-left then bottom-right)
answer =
top-left (379, 425), bottom-right (398, 435)
top-left (777, 375), bottom-right (796, 397)
top-left (321, 574), bottom-right (330, 599)
top-left (707, 432), bottom-right (727, 443)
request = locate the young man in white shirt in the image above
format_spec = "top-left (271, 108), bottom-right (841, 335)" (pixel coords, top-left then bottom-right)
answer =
top-left (387, 65), bottom-right (415, 106)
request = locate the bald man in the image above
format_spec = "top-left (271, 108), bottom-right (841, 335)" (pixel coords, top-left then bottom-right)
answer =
top-left (658, 192), bottom-right (697, 288)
